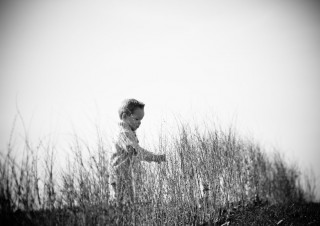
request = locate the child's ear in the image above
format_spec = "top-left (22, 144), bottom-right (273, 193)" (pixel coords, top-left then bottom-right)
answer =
top-left (122, 113), bottom-right (129, 119)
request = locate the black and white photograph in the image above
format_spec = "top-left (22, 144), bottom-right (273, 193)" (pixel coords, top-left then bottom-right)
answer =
top-left (1, 0), bottom-right (320, 225)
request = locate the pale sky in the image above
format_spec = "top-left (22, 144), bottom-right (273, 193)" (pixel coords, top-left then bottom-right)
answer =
top-left (1, 0), bottom-right (320, 196)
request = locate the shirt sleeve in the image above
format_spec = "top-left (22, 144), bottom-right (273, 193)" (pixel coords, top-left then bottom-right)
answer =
top-left (120, 131), bottom-right (162, 162)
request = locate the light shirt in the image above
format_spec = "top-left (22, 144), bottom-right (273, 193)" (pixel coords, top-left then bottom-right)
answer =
top-left (109, 121), bottom-right (162, 188)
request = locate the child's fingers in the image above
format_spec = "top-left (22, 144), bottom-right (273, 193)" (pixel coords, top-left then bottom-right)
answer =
top-left (160, 154), bottom-right (166, 162)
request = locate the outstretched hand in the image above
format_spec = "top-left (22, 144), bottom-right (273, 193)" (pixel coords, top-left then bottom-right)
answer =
top-left (158, 154), bottom-right (166, 163)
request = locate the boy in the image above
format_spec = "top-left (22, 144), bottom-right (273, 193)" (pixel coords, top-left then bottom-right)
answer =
top-left (109, 99), bottom-right (166, 211)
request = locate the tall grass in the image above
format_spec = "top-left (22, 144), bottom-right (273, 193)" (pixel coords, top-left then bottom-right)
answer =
top-left (0, 117), bottom-right (315, 225)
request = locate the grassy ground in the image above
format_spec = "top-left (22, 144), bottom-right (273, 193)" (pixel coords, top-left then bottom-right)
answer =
top-left (0, 117), bottom-right (318, 225)
top-left (214, 202), bottom-right (320, 226)
top-left (1, 201), bottom-right (320, 225)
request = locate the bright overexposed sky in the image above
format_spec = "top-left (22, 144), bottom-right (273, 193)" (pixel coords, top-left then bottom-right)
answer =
top-left (1, 0), bottom-right (320, 196)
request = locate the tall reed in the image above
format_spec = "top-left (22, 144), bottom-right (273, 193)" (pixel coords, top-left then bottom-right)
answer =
top-left (0, 119), bottom-right (315, 225)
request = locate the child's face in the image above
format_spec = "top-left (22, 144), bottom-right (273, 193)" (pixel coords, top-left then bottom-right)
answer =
top-left (123, 108), bottom-right (144, 131)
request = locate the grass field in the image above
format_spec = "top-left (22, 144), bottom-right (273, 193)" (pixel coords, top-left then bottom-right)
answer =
top-left (0, 116), bottom-right (318, 225)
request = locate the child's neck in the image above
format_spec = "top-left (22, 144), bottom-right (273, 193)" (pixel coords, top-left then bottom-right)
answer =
top-left (119, 120), bottom-right (136, 133)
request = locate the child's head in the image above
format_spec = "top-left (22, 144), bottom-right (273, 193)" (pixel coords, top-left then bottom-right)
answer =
top-left (118, 99), bottom-right (145, 131)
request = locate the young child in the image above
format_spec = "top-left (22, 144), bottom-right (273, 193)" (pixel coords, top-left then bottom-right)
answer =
top-left (109, 98), bottom-right (166, 209)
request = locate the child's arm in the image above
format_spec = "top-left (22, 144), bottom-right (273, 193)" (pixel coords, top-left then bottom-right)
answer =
top-left (139, 148), bottom-right (166, 163)
top-left (121, 131), bottom-right (165, 163)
